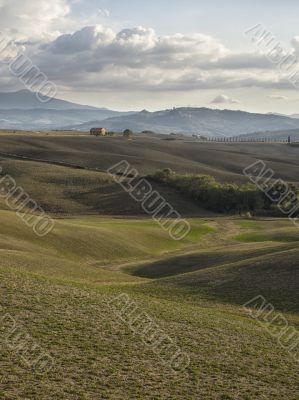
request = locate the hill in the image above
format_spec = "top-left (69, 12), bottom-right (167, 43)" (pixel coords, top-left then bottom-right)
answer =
top-left (135, 219), bottom-right (299, 313)
top-left (0, 157), bottom-right (209, 216)
top-left (0, 134), bottom-right (298, 184)
top-left (69, 107), bottom-right (299, 136)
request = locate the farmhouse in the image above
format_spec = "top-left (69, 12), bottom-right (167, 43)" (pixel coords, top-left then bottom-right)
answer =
top-left (192, 134), bottom-right (208, 141)
top-left (90, 128), bottom-right (107, 136)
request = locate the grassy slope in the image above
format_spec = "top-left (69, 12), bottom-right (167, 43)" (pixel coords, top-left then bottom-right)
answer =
top-left (0, 144), bottom-right (298, 399)
top-left (127, 242), bottom-right (290, 278)
top-left (1, 269), bottom-right (298, 400)
top-left (144, 247), bottom-right (299, 313)
top-left (0, 211), bottom-right (213, 285)
top-left (0, 213), bottom-right (298, 399)
top-left (129, 219), bottom-right (299, 279)
top-left (130, 219), bottom-right (299, 312)
top-left (0, 158), bottom-right (209, 216)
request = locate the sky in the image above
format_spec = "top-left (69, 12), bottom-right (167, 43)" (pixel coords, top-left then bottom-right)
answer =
top-left (2, 0), bottom-right (299, 113)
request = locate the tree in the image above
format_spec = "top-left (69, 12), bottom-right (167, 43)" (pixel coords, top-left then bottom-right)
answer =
top-left (123, 129), bottom-right (133, 138)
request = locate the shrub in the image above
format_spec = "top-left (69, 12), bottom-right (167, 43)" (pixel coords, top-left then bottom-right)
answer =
top-left (123, 129), bottom-right (133, 137)
top-left (150, 170), bottom-right (266, 214)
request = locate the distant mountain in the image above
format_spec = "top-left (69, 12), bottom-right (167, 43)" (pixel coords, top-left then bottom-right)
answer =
top-left (0, 90), bottom-right (103, 110)
top-left (2, 92), bottom-right (299, 135)
top-left (267, 112), bottom-right (288, 117)
top-left (0, 90), bottom-right (134, 130)
top-left (0, 109), bottom-right (135, 130)
top-left (69, 107), bottom-right (299, 137)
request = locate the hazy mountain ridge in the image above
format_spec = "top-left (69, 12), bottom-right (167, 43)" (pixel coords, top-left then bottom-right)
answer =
top-left (2, 91), bottom-right (299, 136)
top-left (69, 107), bottom-right (299, 137)
top-left (0, 108), bottom-right (134, 130)
top-left (0, 90), bottom-right (134, 129)
top-left (0, 90), bottom-right (102, 110)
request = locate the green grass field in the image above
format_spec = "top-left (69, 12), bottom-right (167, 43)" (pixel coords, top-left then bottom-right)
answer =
top-left (0, 207), bottom-right (298, 399)
top-left (0, 141), bottom-right (298, 399)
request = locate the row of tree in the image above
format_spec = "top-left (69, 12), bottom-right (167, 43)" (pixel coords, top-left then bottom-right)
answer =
top-left (106, 129), bottom-right (133, 137)
top-left (150, 169), bottom-right (299, 215)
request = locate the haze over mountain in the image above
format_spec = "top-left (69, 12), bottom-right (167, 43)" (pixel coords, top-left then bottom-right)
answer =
top-left (69, 107), bottom-right (299, 137)
top-left (2, 90), bottom-right (299, 136)
top-left (0, 90), bottom-right (133, 130)
top-left (0, 90), bottom-right (101, 110)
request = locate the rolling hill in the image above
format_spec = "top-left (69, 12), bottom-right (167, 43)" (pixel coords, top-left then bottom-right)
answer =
top-left (0, 134), bottom-right (298, 184)
top-left (0, 157), bottom-right (209, 216)
top-left (0, 210), bottom-right (298, 399)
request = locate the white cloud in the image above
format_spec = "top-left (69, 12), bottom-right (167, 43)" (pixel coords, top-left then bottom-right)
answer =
top-left (49, 26), bottom-right (115, 54)
top-left (210, 94), bottom-right (241, 104)
top-left (28, 25), bottom-right (236, 92)
top-left (0, 0), bottom-right (70, 40)
top-left (115, 26), bottom-right (158, 51)
top-left (267, 94), bottom-right (289, 100)
top-left (2, 18), bottom-right (299, 98)
top-left (32, 25), bottom-right (299, 94)
top-left (291, 36), bottom-right (299, 53)
top-left (32, 25), bottom-right (262, 93)
top-left (97, 9), bottom-right (110, 18)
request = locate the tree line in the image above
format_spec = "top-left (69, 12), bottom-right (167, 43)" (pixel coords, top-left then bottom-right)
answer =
top-left (149, 169), bottom-right (299, 215)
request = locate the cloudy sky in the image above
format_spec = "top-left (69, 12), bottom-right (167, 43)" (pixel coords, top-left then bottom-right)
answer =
top-left (1, 0), bottom-right (299, 113)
